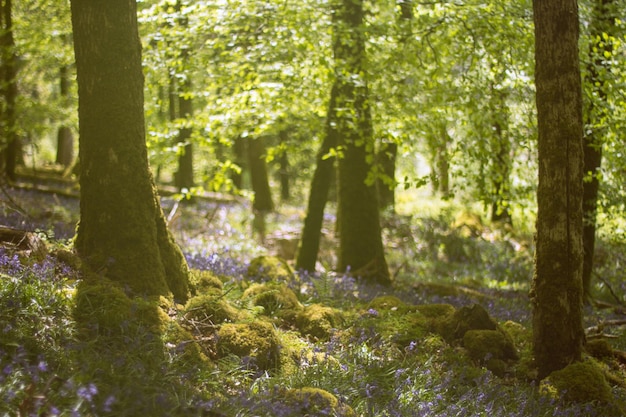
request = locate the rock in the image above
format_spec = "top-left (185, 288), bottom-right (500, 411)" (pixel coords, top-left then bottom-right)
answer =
top-left (279, 387), bottom-right (356, 417)
top-left (296, 304), bottom-right (344, 341)
top-left (216, 320), bottom-right (281, 371)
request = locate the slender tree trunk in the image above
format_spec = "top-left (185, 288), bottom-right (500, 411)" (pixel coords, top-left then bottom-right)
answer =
top-left (175, 78), bottom-right (194, 191)
top-left (296, 85), bottom-right (339, 272)
top-left (248, 137), bottom-right (274, 213)
top-left (531, 0), bottom-right (585, 379)
top-left (278, 130), bottom-right (290, 202)
top-left (0, 0), bottom-right (18, 182)
top-left (582, 0), bottom-right (615, 301)
top-left (231, 136), bottom-right (247, 190)
top-left (334, 0), bottom-right (390, 285)
top-left (56, 66), bottom-right (75, 168)
top-left (377, 141), bottom-right (397, 210)
top-left (490, 89), bottom-right (512, 225)
top-left (71, 0), bottom-right (190, 301)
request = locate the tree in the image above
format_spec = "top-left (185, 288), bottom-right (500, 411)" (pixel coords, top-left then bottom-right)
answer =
top-left (296, 84), bottom-right (339, 272)
top-left (581, 0), bottom-right (617, 301)
top-left (70, 0), bottom-right (190, 301)
top-left (530, 0), bottom-right (585, 379)
top-left (334, 0), bottom-right (390, 285)
top-left (0, 0), bottom-right (18, 181)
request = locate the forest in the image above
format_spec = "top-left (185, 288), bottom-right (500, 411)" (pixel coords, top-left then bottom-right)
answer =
top-left (1, 0), bottom-right (626, 415)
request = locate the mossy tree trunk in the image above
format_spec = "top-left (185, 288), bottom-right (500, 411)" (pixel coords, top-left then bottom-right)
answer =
top-left (333, 0), bottom-right (390, 285)
top-left (582, 0), bottom-right (616, 302)
top-left (0, 0), bottom-right (18, 182)
top-left (531, 0), bottom-right (585, 379)
top-left (296, 84), bottom-right (339, 272)
top-left (70, 0), bottom-right (190, 302)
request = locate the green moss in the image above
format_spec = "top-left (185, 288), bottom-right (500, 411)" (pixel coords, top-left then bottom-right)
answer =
top-left (277, 330), bottom-right (340, 377)
top-left (414, 303), bottom-right (456, 318)
top-left (247, 255), bottom-right (296, 284)
top-left (296, 304), bottom-right (344, 340)
top-left (437, 303), bottom-right (497, 342)
top-left (462, 329), bottom-right (518, 375)
top-left (190, 269), bottom-right (224, 293)
top-left (184, 293), bottom-right (241, 324)
top-left (242, 282), bottom-right (302, 323)
top-left (544, 361), bottom-right (613, 404)
top-left (367, 295), bottom-right (410, 313)
top-left (163, 320), bottom-right (212, 369)
top-left (282, 387), bottom-right (356, 417)
top-left (74, 277), bottom-right (133, 336)
top-left (586, 339), bottom-right (614, 359)
top-left (216, 320), bottom-right (281, 371)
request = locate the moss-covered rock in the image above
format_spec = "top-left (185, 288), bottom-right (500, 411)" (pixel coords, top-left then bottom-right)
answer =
top-left (463, 329), bottom-right (518, 376)
top-left (296, 304), bottom-right (344, 340)
top-left (242, 282), bottom-right (303, 324)
top-left (367, 295), bottom-right (411, 313)
top-left (216, 320), bottom-right (281, 371)
top-left (437, 303), bottom-right (497, 342)
top-left (586, 339), bottom-right (614, 359)
top-left (278, 331), bottom-right (339, 377)
top-left (163, 320), bottom-right (212, 369)
top-left (184, 293), bottom-right (240, 324)
top-left (280, 387), bottom-right (356, 417)
top-left (542, 361), bottom-right (613, 404)
top-left (191, 269), bottom-right (224, 294)
top-left (247, 255), bottom-right (295, 284)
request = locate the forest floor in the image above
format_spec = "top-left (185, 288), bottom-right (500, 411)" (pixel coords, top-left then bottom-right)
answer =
top-left (1, 186), bottom-right (626, 416)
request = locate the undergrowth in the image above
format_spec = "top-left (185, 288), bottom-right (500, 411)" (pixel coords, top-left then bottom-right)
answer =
top-left (0, 194), bottom-right (625, 416)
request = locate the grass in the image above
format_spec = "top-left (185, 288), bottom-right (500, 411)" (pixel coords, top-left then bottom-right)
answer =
top-left (1, 189), bottom-right (626, 416)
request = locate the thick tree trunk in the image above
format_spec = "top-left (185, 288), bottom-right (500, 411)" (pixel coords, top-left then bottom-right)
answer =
top-left (334, 0), bottom-right (390, 285)
top-left (531, 0), bottom-right (585, 379)
top-left (71, 0), bottom-right (190, 301)
top-left (582, 0), bottom-right (615, 301)
top-left (1, 0), bottom-right (18, 182)
top-left (296, 85), bottom-right (339, 272)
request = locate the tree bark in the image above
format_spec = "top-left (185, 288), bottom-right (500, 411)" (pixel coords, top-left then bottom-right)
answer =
top-left (581, 0), bottom-right (615, 302)
top-left (334, 0), bottom-right (390, 285)
top-left (0, 0), bottom-right (18, 182)
top-left (531, 0), bottom-right (585, 379)
top-left (296, 84), bottom-right (339, 272)
top-left (71, 0), bottom-right (190, 301)
top-left (56, 65), bottom-right (75, 168)
top-left (248, 136), bottom-right (274, 213)
top-left (377, 141), bottom-right (397, 210)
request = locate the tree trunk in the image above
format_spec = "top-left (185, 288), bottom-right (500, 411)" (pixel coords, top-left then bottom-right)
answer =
top-left (334, 0), bottom-right (390, 285)
top-left (0, 0), bottom-right (18, 182)
top-left (231, 135), bottom-right (247, 190)
top-left (531, 0), bottom-right (585, 379)
top-left (278, 130), bottom-right (290, 202)
top-left (377, 141), bottom-right (397, 210)
top-left (582, 0), bottom-right (615, 302)
top-left (296, 84), bottom-right (339, 272)
top-left (56, 65), bottom-right (75, 168)
top-left (490, 89), bottom-right (512, 225)
top-left (175, 78), bottom-right (194, 191)
top-left (248, 136), bottom-right (274, 213)
top-left (70, 0), bottom-right (190, 302)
